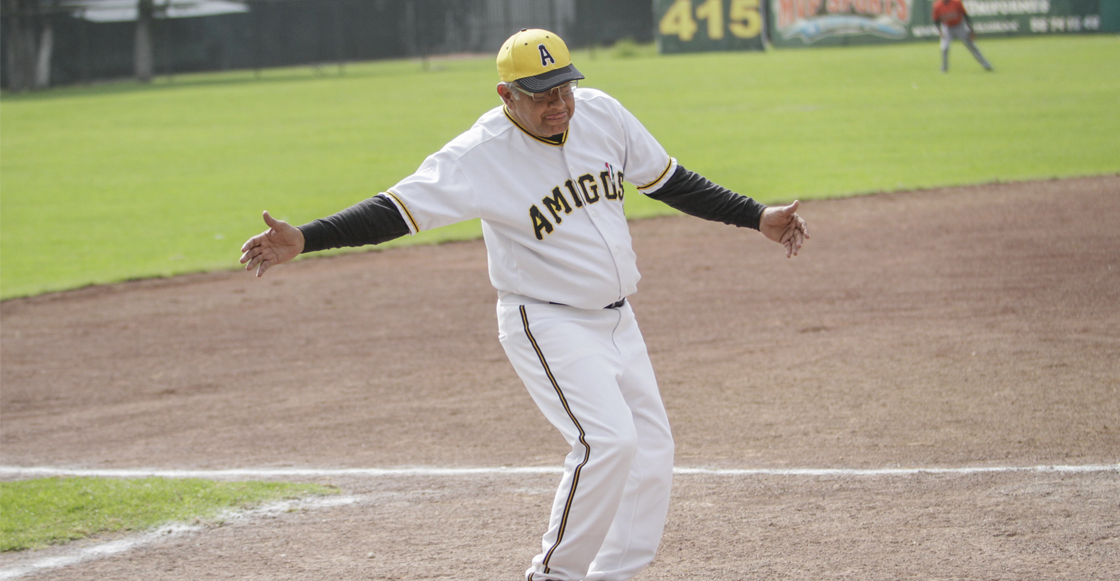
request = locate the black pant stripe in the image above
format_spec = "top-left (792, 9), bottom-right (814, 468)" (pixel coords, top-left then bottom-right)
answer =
top-left (520, 305), bottom-right (592, 576)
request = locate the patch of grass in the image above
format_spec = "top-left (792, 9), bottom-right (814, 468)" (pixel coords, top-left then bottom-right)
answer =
top-left (0, 477), bottom-right (337, 552)
top-left (587, 35), bottom-right (1120, 218)
top-left (1, 35), bottom-right (1117, 299)
top-left (609, 38), bottom-right (657, 59)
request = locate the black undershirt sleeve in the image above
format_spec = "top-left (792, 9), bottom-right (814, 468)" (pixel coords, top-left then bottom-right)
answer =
top-left (298, 194), bottom-right (411, 254)
top-left (645, 164), bottom-right (766, 231)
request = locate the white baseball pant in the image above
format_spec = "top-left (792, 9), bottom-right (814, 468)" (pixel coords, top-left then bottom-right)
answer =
top-left (497, 297), bottom-right (675, 581)
top-left (940, 22), bottom-right (993, 71)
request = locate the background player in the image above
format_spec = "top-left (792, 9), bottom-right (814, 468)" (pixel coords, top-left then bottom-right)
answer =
top-left (241, 29), bottom-right (808, 581)
top-left (933, 0), bottom-right (994, 72)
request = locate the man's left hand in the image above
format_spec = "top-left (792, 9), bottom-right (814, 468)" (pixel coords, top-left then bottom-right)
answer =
top-left (760, 200), bottom-right (809, 258)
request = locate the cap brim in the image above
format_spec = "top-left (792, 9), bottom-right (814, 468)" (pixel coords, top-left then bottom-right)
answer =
top-left (515, 63), bottom-right (585, 93)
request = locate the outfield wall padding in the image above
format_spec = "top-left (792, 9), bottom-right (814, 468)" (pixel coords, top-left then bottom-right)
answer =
top-left (654, 0), bottom-right (768, 53)
top-left (768, 0), bottom-right (1109, 48)
top-left (655, 0), bottom-right (1112, 52)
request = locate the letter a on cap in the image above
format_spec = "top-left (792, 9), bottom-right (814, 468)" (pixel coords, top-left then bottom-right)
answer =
top-left (538, 44), bottom-right (556, 67)
top-left (496, 29), bottom-right (583, 90)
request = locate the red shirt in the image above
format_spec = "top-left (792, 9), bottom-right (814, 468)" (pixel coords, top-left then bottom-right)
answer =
top-left (932, 0), bottom-right (966, 27)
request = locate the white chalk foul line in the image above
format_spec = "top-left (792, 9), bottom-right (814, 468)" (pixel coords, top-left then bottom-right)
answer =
top-left (0, 523), bottom-right (204, 581)
top-left (0, 495), bottom-right (362, 580)
top-left (0, 466), bottom-right (560, 479)
top-left (673, 464), bottom-right (1120, 476)
top-left (2, 463), bottom-right (1117, 479)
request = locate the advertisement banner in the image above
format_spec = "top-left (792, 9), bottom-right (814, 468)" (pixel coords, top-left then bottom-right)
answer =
top-left (768, 0), bottom-right (1108, 47)
top-left (655, 0), bottom-right (768, 53)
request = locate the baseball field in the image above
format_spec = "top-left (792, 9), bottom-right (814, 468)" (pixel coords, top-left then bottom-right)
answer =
top-left (2, 35), bottom-right (1119, 579)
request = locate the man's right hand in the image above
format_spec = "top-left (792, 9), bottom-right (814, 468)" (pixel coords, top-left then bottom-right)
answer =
top-left (239, 211), bottom-right (305, 277)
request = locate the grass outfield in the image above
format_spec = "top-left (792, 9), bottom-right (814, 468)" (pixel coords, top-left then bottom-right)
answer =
top-left (1, 35), bottom-right (1118, 299)
top-left (0, 477), bottom-right (336, 551)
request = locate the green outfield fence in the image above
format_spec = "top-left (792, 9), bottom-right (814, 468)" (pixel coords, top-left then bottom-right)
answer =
top-left (1, 0), bottom-right (654, 90)
top-left (656, 0), bottom-right (1118, 52)
top-left (3, 1), bottom-right (1117, 90)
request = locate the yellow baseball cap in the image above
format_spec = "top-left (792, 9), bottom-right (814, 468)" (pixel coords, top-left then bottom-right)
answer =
top-left (497, 29), bottom-right (584, 93)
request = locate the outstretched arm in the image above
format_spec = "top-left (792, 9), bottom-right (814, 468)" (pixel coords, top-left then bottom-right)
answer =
top-left (239, 211), bottom-right (305, 277)
top-left (646, 164), bottom-right (808, 257)
top-left (759, 200), bottom-right (809, 258)
top-left (645, 164), bottom-right (766, 229)
top-left (239, 195), bottom-right (410, 278)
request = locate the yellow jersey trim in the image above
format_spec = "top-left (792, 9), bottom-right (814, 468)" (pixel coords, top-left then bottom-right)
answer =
top-left (503, 107), bottom-right (567, 146)
top-left (636, 159), bottom-right (674, 191)
top-left (383, 191), bottom-right (419, 233)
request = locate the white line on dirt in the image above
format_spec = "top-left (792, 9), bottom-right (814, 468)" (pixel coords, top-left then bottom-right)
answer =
top-left (2, 463), bottom-right (1117, 479)
top-left (0, 523), bottom-right (203, 581)
top-left (0, 495), bottom-right (362, 580)
top-left (673, 464), bottom-right (1120, 476)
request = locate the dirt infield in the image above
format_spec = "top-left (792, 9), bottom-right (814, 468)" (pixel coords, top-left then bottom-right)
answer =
top-left (2, 176), bottom-right (1118, 580)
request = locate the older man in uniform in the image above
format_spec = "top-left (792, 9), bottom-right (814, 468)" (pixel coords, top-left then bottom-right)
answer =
top-left (241, 29), bottom-right (808, 581)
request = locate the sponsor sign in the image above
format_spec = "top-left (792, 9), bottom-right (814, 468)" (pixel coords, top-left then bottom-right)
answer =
top-left (768, 0), bottom-right (1106, 47)
top-left (774, 0), bottom-right (914, 45)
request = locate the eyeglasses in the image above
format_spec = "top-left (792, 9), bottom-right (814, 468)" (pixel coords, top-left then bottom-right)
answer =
top-left (512, 81), bottom-right (578, 103)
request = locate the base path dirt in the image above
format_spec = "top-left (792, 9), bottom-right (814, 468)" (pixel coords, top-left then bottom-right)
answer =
top-left (2, 176), bottom-right (1118, 580)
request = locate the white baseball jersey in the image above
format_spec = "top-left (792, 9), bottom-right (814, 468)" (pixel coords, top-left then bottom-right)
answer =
top-left (382, 88), bottom-right (678, 310)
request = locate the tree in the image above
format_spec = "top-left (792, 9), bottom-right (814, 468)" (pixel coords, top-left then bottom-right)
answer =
top-left (135, 0), bottom-right (154, 82)
top-left (3, 0), bottom-right (40, 92)
top-left (34, 0), bottom-right (56, 89)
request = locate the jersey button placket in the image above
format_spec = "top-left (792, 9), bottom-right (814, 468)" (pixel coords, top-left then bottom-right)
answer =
top-left (564, 153), bottom-right (592, 221)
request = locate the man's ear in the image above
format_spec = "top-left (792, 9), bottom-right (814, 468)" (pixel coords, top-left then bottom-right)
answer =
top-left (496, 83), bottom-right (513, 105)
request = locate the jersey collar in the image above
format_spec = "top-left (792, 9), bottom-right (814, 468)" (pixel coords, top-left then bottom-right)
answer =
top-left (503, 106), bottom-right (567, 146)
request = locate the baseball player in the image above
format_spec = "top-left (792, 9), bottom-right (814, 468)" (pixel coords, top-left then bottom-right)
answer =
top-left (932, 0), bottom-right (993, 72)
top-left (240, 29), bottom-right (808, 581)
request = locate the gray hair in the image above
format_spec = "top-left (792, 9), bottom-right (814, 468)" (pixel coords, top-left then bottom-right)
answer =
top-left (503, 81), bottom-right (521, 100)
